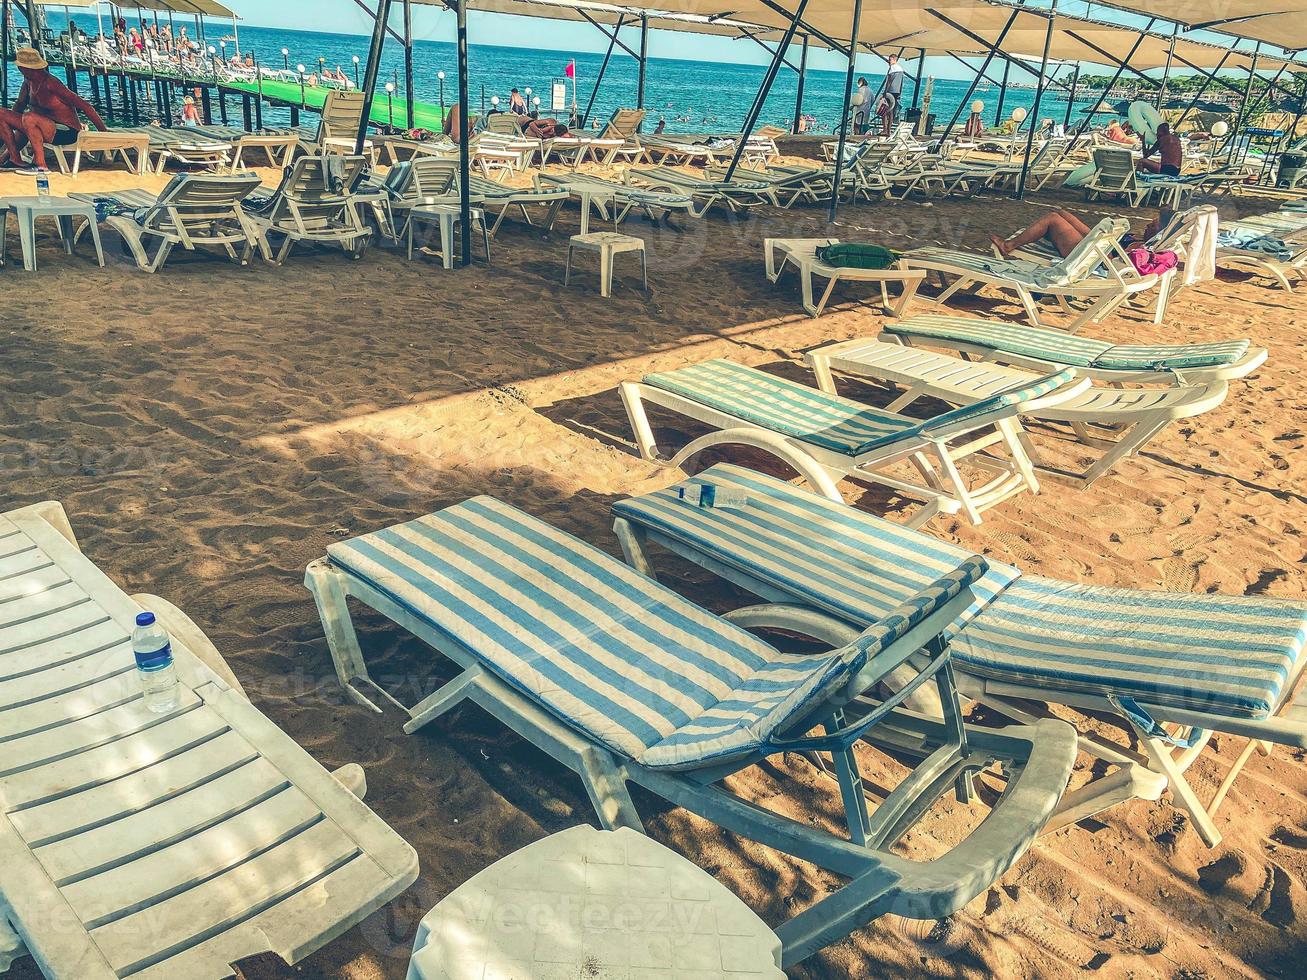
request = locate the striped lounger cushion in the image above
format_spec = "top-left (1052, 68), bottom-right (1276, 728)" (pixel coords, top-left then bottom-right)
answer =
top-left (327, 496), bottom-right (983, 770)
top-left (885, 314), bottom-right (1250, 371)
top-left (613, 466), bottom-right (1307, 720)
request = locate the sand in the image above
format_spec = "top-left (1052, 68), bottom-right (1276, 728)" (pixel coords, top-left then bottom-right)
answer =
top-left (1, 154), bottom-right (1304, 979)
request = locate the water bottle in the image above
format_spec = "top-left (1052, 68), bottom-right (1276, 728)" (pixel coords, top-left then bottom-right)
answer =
top-left (132, 611), bottom-right (179, 713)
top-left (35, 172), bottom-right (50, 198)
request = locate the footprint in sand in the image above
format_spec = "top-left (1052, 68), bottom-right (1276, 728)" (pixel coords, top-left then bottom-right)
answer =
top-left (1092, 504), bottom-right (1153, 538)
top-left (1160, 556), bottom-right (1201, 593)
top-left (991, 531), bottom-right (1040, 564)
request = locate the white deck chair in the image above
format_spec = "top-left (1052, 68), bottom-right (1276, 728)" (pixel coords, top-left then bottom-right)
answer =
top-left (621, 357), bottom-right (1088, 527)
top-left (303, 89), bottom-right (375, 163)
top-left (597, 108), bottom-right (649, 164)
top-left (900, 218), bottom-right (1160, 333)
top-left (243, 155), bottom-right (372, 265)
top-left (1216, 229), bottom-right (1307, 291)
top-left (70, 174), bottom-right (263, 272)
top-left (0, 501), bottom-right (417, 978)
top-left (1084, 147), bottom-right (1146, 206)
top-left (627, 164), bottom-right (777, 211)
top-left (304, 497), bottom-right (1076, 970)
top-left (610, 463), bottom-right (1307, 848)
top-left (763, 238), bottom-right (925, 317)
top-left (807, 337), bottom-right (1231, 489)
top-left (879, 312), bottom-right (1268, 385)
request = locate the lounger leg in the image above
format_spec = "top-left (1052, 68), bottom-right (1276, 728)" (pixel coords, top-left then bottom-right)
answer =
top-left (808, 352), bottom-right (837, 395)
top-left (619, 382), bottom-right (661, 461)
top-left (826, 714), bottom-right (871, 846)
top-left (1135, 728), bottom-right (1222, 847)
top-left (1072, 417), bottom-right (1170, 488)
top-left (303, 558), bottom-right (382, 713)
top-left (403, 666), bottom-right (486, 734)
top-left (578, 747), bottom-right (644, 833)
top-left (612, 518), bottom-right (657, 579)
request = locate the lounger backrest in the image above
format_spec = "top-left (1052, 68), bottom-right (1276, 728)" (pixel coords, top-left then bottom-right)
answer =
top-left (317, 89), bottom-right (367, 143)
top-left (484, 113), bottom-right (525, 136)
top-left (1091, 147), bottom-right (1137, 190)
top-left (142, 173), bottom-right (262, 232)
top-left (1048, 217), bottom-right (1130, 282)
top-left (603, 108), bottom-right (645, 139)
top-left (411, 157), bottom-right (459, 197)
top-left (916, 368), bottom-right (1082, 439)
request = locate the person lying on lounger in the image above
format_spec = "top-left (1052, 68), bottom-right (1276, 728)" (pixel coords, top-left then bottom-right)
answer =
top-left (0, 47), bottom-right (107, 172)
top-left (991, 207), bottom-right (1169, 258)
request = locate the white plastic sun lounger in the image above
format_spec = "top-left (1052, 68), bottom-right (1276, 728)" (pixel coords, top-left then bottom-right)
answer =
top-left (1216, 229), bottom-right (1307, 292)
top-left (535, 172), bottom-right (707, 234)
top-left (611, 463), bottom-right (1307, 848)
top-left (900, 218), bottom-right (1161, 332)
top-left (70, 173), bottom-right (263, 272)
top-left (242, 155), bottom-right (372, 265)
top-left (304, 496), bottom-right (1074, 969)
top-left (620, 357), bottom-right (1088, 526)
top-left (763, 238), bottom-right (926, 318)
top-left (627, 164), bottom-right (777, 211)
top-left (880, 313), bottom-right (1267, 385)
top-left (807, 337), bottom-right (1231, 488)
top-left (0, 501), bottom-right (418, 979)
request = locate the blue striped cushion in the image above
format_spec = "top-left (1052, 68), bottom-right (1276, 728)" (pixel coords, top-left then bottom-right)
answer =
top-left (642, 359), bottom-right (916, 456)
top-left (952, 577), bottom-right (1307, 718)
top-left (612, 464), bottom-right (1018, 632)
top-left (1091, 340), bottom-right (1251, 371)
top-left (327, 497), bottom-right (977, 770)
top-left (885, 315), bottom-right (1111, 367)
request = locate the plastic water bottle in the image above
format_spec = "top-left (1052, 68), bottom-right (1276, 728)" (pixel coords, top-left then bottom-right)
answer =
top-left (132, 612), bottom-right (179, 713)
top-left (35, 172), bottom-right (50, 198)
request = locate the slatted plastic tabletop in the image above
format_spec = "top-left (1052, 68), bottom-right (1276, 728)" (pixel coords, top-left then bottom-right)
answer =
top-left (0, 506), bottom-right (418, 979)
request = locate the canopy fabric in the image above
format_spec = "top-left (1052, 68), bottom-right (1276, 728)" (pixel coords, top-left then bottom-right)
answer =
top-left (1085, 2), bottom-right (1307, 52)
top-left (459, 0), bottom-right (791, 41)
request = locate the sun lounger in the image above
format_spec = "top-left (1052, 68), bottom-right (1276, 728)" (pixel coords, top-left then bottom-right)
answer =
top-left (627, 164), bottom-right (777, 210)
top-left (0, 500), bottom-right (418, 978)
top-left (69, 172), bottom-right (263, 272)
top-left (596, 107), bottom-right (649, 164)
top-left (1083, 148), bottom-right (1145, 206)
top-left (764, 238), bottom-right (926, 317)
top-left (703, 161), bottom-right (829, 206)
top-left (880, 312), bottom-right (1267, 384)
top-left (900, 218), bottom-right (1160, 332)
top-left (642, 135), bottom-right (730, 165)
top-left (465, 174), bottom-right (569, 236)
top-left (301, 89), bottom-right (375, 163)
top-left (305, 496), bottom-right (1075, 968)
top-left (620, 357), bottom-right (1088, 526)
top-left (807, 336), bottom-right (1231, 488)
top-left (536, 172), bottom-right (707, 234)
top-left (242, 155), bottom-right (372, 264)
top-left (1217, 226), bottom-right (1307, 291)
top-left (610, 463), bottom-right (1307, 847)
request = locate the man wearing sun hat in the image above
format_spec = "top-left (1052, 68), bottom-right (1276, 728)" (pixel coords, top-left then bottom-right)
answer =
top-left (0, 47), bottom-right (107, 172)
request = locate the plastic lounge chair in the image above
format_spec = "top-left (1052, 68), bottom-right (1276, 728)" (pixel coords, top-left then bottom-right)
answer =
top-left (900, 218), bottom-right (1160, 333)
top-left (642, 135), bottom-right (725, 166)
top-left (703, 161), bottom-right (830, 207)
top-left (620, 357), bottom-right (1088, 526)
top-left (304, 496), bottom-right (1075, 969)
top-left (807, 336), bottom-right (1232, 488)
top-left (465, 174), bottom-right (569, 236)
top-left (764, 238), bottom-right (926, 317)
top-left (880, 312), bottom-right (1267, 385)
top-left (627, 164), bottom-right (777, 210)
top-left (0, 501), bottom-right (418, 978)
top-left (69, 172), bottom-right (263, 272)
top-left (597, 107), bottom-right (649, 164)
top-left (609, 463), bottom-right (1307, 848)
top-left (1216, 227), bottom-right (1307, 291)
top-left (1083, 147), bottom-right (1145, 205)
top-left (535, 172), bottom-right (707, 234)
top-left (242, 154), bottom-right (372, 265)
top-left (302, 89), bottom-right (375, 162)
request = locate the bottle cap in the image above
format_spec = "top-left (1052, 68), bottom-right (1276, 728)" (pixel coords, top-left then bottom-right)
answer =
top-left (136, 611), bottom-right (156, 627)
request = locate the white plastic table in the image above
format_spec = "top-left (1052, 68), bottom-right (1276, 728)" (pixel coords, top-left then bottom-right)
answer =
top-left (408, 201), bottom-right (490, 268)
top-left (0, 196), bottom-right (104, 272)
top-left (566, 230), bottom-right (647, 297)
top-left (406, 825), bottom-right (784, 980)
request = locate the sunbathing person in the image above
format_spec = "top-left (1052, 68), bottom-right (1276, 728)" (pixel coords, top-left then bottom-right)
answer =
top-left (0, 47), bottom-right (107, 172)
top-left (992, 208), bottom-right (1169, 258)
top-left (1138, 123), bottom-right (1182, 176)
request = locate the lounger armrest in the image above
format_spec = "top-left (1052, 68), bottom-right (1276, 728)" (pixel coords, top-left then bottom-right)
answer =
top-left (775, 717), bottom-right (1076, 966)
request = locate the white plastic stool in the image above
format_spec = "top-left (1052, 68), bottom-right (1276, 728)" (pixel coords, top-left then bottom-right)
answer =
top-left (406, 825), bottom-right (784, 980)
top-left (408, 203), bottom-right (491, 268)
top-left (565, 231), bottom-right (647, 297)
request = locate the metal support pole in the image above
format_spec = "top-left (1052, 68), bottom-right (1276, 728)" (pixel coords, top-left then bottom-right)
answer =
top-left (725, 0), bottom-right (809, 183)
top-left (1, 0), bottom-right (10, 107)
top-left (1063, 62), bottom-right (1080, 128)
top-left (23, 0), bottom-right (39, 54)
top-left (826, 0), bottom-right (862, 222)
top-left (581, 14), bottom-right (622, 128)
top-left (636, 13), bottom-right (647, 112)
top-left (935, 6), bottom-right (1024, 149)
top-left (356, 0), bottom-right (393, 153)
top-left (1157, 22), bottom-right (1177, 109)
top-left (456, 0), bottom-right (471, 266)
top-left (912, 47), bottom-right (925, 109)
top-left (1227, 43), bottom-right (1262, 158)
top-left (1016, 2), bottom-right (1057, 200)
top-left (994, 57), bottom-right (1011, 126)
top-left (402, 0), bottom-right (414, 129)
top-left (792, 33), bottom-right (808, 133)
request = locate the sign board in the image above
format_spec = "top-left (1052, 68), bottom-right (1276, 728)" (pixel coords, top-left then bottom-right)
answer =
top-left (551, 80), bottom-right (567, 113)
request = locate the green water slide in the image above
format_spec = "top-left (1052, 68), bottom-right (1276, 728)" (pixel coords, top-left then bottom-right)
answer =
top-left (220, 79), bottom-right (446, 131)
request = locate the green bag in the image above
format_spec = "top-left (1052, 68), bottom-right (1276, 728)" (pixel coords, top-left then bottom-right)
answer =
top-left (816, 242), bottom-right (899, 270)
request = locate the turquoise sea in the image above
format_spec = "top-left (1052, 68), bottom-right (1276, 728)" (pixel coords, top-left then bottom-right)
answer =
top-left (11, 16), bottom-right (1105, 136)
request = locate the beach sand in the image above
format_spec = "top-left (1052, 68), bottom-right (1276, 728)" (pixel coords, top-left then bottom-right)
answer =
top-left (1, 156), bottom-right (1304, 979)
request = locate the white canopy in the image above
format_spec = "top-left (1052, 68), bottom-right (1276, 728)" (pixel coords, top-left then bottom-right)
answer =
top-left (1087, 1), bottom-right (1307, 52)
